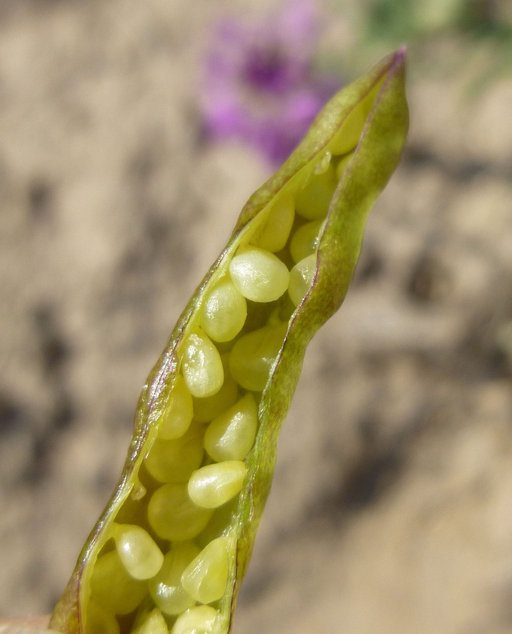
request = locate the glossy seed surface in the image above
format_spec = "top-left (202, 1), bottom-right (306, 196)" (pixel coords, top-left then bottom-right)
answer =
top-left (144, 424), bottom-right (204, 483)
top-left (188, 461), bottom-right (248, 509)
top-left (251, 193), bottom-right (295, 253)
top-left (113, 524), bottom-right (163, 580)
top-left (201, 278), bottom-right (247, 343)
top-left (180, 537), bottom-right (230, 604)
top-left (171, 606), bottom-right (218, 634)
top-left (204, 393), bottom-right (257, 462)
top-left (148, 483), bottom-right (213, 541)
top-left (229, 247), bottom-right (289, 303)
top-left (149, 542), bottom-right (199, 616)
top-left (229, 322), bottom-right (288, 391)
top-left (158, 375), bottom-right (194, 440)
top-left (288, 254), bottom-right (317, 307)
top-left (181, 331), bottom-right (224, 398)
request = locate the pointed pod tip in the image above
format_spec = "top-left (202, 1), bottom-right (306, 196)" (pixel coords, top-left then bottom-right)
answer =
top-left (392, 46), bottom-right (407, 68)
top-left (375, 47), bottom-right (406, 83)
top-left (377, 46), bottom-right (406, 85)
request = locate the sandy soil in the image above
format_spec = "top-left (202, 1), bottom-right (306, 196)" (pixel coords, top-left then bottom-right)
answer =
top-left (1, 2), bottom-right (512, 633)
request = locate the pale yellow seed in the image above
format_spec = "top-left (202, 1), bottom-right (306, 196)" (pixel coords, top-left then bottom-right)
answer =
top-left (193, 354), bottom-right (238, 423)
top-left (180, 537), bottom-right (230, 604)
top-left (148, 542), bottom-right (199, 616)
top-left (181, 331), bottom-right (224, 398)
top-left (229, 322), bottom-right (287, 392)
top-left (86, 601), bottom-right (120, 634)
top-left (171, 606), bottom-right (218, 634)
top-left (201, 278), bottom-right (247, 343)
top-left (289, 219), bottom-right (324, 264)
top-left (329, 103), bottom-right (366, 155)
top-left (288, 254), bottom-right (317, 307)
top-left (335, 151), bottom-right (354, 180)
top-left (295, 164), bottom-right (336, 220)
top-left (251, 192), bottom-right (295, 253)
top-left (148, 483), bottom-right (213, 541)
top-left (188, 461), bottom-right (247, 509)
top-left (144, 423), bottom-right (204, 483)
top-left (159, 375), bottom-right (194, 440)
top-left (229, 247), bottom-right (289, 303)
top-left (90, 550), bottom-right (146, 615)
top-left (131, 608), bottom-right (169, 634)
top-left (204, 393), bottom-right (257, 462)
top-left (313, 150), bottom-right (332, 175)
top-left (113, 524), bottom-right (163, 580)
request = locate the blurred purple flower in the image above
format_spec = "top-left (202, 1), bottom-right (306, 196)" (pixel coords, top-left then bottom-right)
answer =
top-left (201, 0), bottom-right (340, 165)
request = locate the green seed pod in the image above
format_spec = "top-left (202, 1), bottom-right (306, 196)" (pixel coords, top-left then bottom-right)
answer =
top-left (229, 247), bottom-right (290, 303)
top-left (204, 393), bottom-right (257, 462)
top-left (148, 542), bottom-right (199, 616)
top-left (180, 537), bottom-right (230, 604)
top-left (51, 51), bottom-right (408, 634)
top-left (171, 606), bottom-right (218, 634)
top-left (187, 461), bottom-right (248, 509)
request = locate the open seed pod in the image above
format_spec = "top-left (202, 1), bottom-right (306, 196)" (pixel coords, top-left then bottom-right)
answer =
top-left (50, 50), bottom-right (409, 634)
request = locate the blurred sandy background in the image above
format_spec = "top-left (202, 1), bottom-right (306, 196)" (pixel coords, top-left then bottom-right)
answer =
top-left (1, 1), bottom-right (512, 632)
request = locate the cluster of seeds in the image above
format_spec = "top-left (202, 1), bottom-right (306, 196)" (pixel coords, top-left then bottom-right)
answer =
top-left (86, 144), bottom-right (356, 634)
